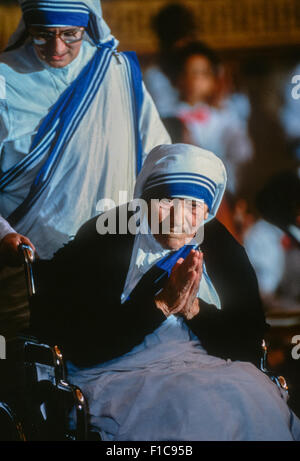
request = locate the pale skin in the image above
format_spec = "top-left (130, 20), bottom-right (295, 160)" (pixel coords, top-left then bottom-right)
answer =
top-left (0, 26), bottom-right (85, 265)
top-left (148, 198), bottom-right (209, 321)
top-left (177, 55), bottom-right (218, 107)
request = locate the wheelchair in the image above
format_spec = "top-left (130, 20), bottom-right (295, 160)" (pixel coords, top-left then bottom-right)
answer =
top-left (0, 245), bottom-right (289, 441)
top-left (0, 244), bottom-right (100, 441)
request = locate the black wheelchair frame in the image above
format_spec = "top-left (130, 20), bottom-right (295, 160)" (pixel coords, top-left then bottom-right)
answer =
top-left (0, 245), bottom-right (94, 441)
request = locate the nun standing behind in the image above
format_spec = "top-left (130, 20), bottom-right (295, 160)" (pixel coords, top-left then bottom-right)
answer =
top-left (31, 144), bottom-right (300, 441)
top-left (0, 0), bottom-right (170, 341)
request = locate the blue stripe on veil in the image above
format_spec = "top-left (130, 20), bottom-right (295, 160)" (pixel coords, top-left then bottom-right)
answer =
top-left (123, 52), bottom-right (144, 176)
top-left (154, 244), bottom-right (221, 309)
top-left (0, 40), bottom-right (115, 192)
top-left (156, 244), bottom-right (198, 276)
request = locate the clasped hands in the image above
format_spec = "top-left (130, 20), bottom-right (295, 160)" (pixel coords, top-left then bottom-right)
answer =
top-left (155, 249), bottom-right (202, 320)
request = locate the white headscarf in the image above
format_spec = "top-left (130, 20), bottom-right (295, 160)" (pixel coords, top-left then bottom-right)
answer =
top-left (122, 144), bottom-right (227, 308)
top-left (134, 143), bottom-right (227, 222)
top-left (6, 0), bottom-right (112, 50)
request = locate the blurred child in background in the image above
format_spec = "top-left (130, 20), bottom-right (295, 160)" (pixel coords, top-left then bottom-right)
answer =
top-left (173, 41), bottom-right (253, 196)
top-left (144, 3), bottom-right (196, 117)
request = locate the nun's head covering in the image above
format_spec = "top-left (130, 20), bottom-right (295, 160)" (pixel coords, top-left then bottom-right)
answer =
top-left (6, 0), bottom-right (111, 50)
top-left (134, 143), bottom-right (227, 223)
top-left (123, 143), bottom-right (225, 306)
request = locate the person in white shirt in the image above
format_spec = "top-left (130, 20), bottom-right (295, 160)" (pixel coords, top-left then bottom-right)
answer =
top-left (173, 41), bottom-right (253, 195)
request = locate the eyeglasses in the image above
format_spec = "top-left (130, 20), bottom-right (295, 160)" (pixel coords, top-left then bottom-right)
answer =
top-left (30, 27), bottom-right (85, 46)
top-left (159, 198), bottom-right (205, 210)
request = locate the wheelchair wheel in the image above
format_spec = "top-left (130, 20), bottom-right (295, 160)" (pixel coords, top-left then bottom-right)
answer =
top-left (0, 402), bottom-right (26, 441)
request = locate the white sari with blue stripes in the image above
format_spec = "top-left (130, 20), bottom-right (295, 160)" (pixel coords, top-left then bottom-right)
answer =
top-left (0, 39), bottom-right (170, 257)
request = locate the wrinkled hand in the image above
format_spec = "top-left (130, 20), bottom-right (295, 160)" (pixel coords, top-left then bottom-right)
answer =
top-left (0, 232), bottom-right (36, 267)
top-left (155, 249), bottom-right (203, 320)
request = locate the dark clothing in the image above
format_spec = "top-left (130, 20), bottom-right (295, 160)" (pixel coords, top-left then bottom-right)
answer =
top-left (30, 208), bottom-right (267, 368)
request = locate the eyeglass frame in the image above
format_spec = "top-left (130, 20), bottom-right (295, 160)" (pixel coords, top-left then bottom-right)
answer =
top-left (29, 27), bottom-right (85, 46)
top-left (159, 198), bottom-right (205, 210)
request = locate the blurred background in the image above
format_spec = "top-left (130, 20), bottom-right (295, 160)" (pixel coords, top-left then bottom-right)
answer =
top-left (0, 0), bottom-right (299, 415)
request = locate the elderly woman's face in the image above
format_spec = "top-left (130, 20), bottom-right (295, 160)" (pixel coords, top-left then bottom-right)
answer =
top-left (29, 26), bottom-right (84, 68)
top-left (148, 198), bottom-right (209, 250)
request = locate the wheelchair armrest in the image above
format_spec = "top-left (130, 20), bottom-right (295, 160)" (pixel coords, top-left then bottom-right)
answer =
top-left (14, 245), bottom-right (91, 440)
top-left (5, 334), bottom-right (90, 441)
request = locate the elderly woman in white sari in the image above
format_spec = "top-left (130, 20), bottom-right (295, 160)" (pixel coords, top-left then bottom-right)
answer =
top-left (31, 144), bottom-right (300, 441)
top-left (0, 0), bottom-right (170, 341)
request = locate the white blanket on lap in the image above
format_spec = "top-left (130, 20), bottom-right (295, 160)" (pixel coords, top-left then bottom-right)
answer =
top-left (67, 315), bottom-right (300, 441)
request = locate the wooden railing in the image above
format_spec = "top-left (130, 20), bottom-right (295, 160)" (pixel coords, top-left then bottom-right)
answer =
top-left (1, 1), bottom-right (300, 53)
top-left (102, 0), bottom-right (300, 52)
top-left (0, 5), bottom-right (22, 52)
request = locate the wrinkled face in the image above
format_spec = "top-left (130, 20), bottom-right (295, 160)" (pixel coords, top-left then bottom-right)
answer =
top-left (29, 26), bottom-right (84, 68)
top-left (148, 198), bottom-right (209, 250)
top-left (178, 55), bottom-right (217, 105)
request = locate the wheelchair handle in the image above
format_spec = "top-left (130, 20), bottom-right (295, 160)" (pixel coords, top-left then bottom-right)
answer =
top-left (260, 339), bottom-right (289, 396)
top-left (19, 244), bottom-right (36, 298)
